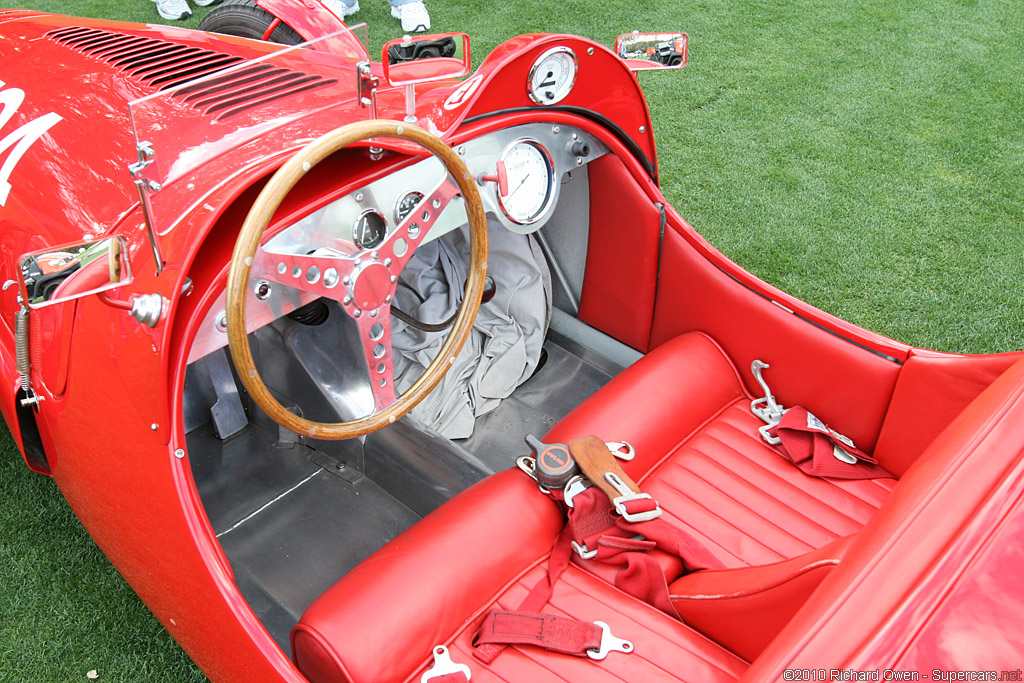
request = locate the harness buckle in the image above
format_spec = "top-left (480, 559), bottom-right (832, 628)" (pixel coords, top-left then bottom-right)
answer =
top-left (605, 472), bottom-right (662, 522)
top-left (563, 475), bottom-right (590, 508)
top-left (585, 621), bottom-right (634, 660)
top-left (421, 645), bottom-right (471, 682)
top-left (571, 540), bottom-right (598, 559)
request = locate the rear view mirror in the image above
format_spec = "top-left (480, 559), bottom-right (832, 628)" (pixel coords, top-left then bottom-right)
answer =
top-left (19, 236), bottom-right (132, 309)
top-left (382, 33), bottom-right (471, 86)
top-left (615, 32), bottom-right (688, 72)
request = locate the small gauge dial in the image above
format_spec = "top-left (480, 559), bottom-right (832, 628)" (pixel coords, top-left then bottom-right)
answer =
top-left (353, 209), bottom-right (388, 249)
top-left (497, 140), bottom-right (553, 225)
top-left (528, 46), bottom-right (578, 105)
top-left (394, 191), bottom-right (425, 225)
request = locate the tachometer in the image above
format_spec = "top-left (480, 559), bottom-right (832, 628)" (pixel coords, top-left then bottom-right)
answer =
top-left (394, 191), bottom-right (424, 225)
top-left (497, 140), bottom-right (554, 225)
top-left (528, 46), bottom-right (577, 105)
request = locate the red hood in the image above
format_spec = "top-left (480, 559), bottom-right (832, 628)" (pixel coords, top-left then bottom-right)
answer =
top-left (0, 11), bottom-right (362, 250)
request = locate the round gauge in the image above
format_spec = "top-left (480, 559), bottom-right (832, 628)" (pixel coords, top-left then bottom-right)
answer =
top-left (528, 46), bottom-right (578, 105)
top-left (497, 140), bottom-right (554, 225)
top-left (394, 191), bottom-right (424, 225)
top-left (353, 209), bottom-right (388, 249)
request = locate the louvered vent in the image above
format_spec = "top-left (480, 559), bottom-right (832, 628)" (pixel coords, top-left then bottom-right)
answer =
top-left (46, 26), bottom-right (338, 120)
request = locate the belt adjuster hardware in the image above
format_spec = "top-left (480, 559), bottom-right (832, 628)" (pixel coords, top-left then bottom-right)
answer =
top-left (750, 360), bottom-right (786, 445)
top-left (571, 540), bottom-right (598, 559)
top-left (604, 472), bottom-right (662, 522)
top-left (586, 621), bottom-right (634, 660)
top-left (421, 645), bottom-right (471, 682)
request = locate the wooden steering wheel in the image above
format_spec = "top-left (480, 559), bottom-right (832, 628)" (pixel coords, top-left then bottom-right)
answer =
top-left (226, 120), bottom-right (488, 439)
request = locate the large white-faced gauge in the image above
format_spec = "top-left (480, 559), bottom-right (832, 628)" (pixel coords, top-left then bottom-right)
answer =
top-left (497, 140), bottom-right (554, 225)
top-left (528, 46), bottom-right (577, 105)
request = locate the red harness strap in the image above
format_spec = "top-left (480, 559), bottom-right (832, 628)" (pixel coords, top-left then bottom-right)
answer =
top-left (473, 439), bottom-right (725, 664)
top-left (474, 611), bottom-right (603, 656)
top-left (769, 407), bottom-right (895, 480)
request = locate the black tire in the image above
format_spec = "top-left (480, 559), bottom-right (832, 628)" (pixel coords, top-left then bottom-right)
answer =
top-left (198, 0), bottom-right (304, 45)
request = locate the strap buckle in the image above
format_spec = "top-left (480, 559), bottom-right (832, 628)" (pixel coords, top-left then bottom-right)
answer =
top-left (605, 472), bottom-right (662, 522)
top-left (563, 475), bottom-right (590, 508)
top-left (421, 645), bottom-right (471, 682)
top-left (585, 621), bottom-right (634, 660)
top-left (571, 540), bottom-right (598, 559)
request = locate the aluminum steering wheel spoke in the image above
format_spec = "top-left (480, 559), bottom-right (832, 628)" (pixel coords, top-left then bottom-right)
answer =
top-left (351, 304), bottom-right (397, 412)
top-left (250, 248), bottom-right (357, 304)
top-left (380, 174), bottom-right (461, 274)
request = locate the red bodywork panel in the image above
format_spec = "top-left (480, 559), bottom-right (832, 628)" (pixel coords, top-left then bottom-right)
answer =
top-left (0, 9), bottom-right (1021, 683)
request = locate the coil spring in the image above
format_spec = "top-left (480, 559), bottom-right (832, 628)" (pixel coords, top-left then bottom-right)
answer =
top-left (15, 309), bottom-right (30, 392)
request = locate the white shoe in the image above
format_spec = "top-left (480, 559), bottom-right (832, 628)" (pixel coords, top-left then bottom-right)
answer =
top-left (152, 0), bottom-right (191, 20)
top-left (391, 2), bottom-right (430, 32)
top-left (323, 0), bottom-right (360, 18)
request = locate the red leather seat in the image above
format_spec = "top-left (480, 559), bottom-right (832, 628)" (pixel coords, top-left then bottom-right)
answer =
top-left (292, 333), bottom-right (896, 682)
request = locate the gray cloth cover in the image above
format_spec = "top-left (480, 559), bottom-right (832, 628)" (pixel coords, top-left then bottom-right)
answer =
top-left (391, 221), bottom-right (552, 439)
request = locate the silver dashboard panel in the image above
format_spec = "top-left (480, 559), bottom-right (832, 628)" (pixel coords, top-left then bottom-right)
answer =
top-left (187, 123), bottom-right (607, 364)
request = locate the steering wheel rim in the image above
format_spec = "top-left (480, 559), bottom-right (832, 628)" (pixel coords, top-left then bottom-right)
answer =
top-left (226, 119), bottom-right (488, 440)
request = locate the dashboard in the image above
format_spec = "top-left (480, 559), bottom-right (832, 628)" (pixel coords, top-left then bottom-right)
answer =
top-left (186, 122), bottom-right (607, 364)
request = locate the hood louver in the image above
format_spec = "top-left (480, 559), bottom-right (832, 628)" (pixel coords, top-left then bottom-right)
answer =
top-left (46, 26), bottom-right (338, 120)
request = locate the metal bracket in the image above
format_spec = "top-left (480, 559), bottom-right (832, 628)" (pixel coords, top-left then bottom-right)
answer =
top-left (421, 645), bottom-right (470, 682)
top-left (128, 141), bottom-right (164, 276)
top-left (586, 621), bottom-right (634, 660)
top-left (356, 61), bottom-right (379, 116)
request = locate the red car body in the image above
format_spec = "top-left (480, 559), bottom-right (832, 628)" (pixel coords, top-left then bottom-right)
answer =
top-left (0, 9), bottom-right (1022, 682)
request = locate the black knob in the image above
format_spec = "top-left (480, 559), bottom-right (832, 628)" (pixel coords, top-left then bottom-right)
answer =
top-left (525, 434), bottom-right (579, 490)
top-left (569, 140), bottom-right (590, 157)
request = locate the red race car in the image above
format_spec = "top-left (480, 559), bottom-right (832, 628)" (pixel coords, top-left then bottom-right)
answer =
top-left (1, 6), bottom-right (1022, 683)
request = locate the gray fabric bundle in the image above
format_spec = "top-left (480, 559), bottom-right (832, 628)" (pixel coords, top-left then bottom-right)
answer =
top-left (391, 221), bottom-right (552, 438)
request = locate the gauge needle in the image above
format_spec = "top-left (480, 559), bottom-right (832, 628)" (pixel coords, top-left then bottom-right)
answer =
top-left (507, 173), bottom-right (530, 198)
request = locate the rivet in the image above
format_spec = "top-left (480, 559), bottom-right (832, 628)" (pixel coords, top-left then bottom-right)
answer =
top-left (384, 258), bottom-right (392, 267)
top-left (587, 47), bottom-right (594, 55)
top-left (151, 423), bottom-right (159, 431)
top-left (355, 192), bottom-right (364, 202)
top-left (174, 448), bottom-right (185, 459)
top-left (354, 309), bottom-right (362, 318)
top-left (369, 310), bottom-right (378, 317)
top-left (552, 125), bottom-right (561, 134)
top-left (639, 126), bottom-right (646, 134)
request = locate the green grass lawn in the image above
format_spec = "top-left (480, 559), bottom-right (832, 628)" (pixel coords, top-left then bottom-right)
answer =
top-left (1, 0), bottom-right (1022, 680)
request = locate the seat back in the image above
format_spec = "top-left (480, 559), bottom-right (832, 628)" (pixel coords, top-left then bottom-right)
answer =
top-left (747, 356), bottom-right (1024, 677)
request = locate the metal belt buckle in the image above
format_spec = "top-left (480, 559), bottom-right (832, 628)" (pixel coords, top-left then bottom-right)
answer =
top-left (421, 645), bottom-right (471, 682)
top-left (586, 621), bottom-right (634, 660)
top-left (571, 540), bottom-right (598, 560)
top-left (563, 475), bottom-right (590, 508)
top-left (604, 472), bottom-right (662, 522)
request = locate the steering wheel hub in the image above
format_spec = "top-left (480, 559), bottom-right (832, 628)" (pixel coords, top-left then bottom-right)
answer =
top-left (351, 261), bottom-right (393, 311)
